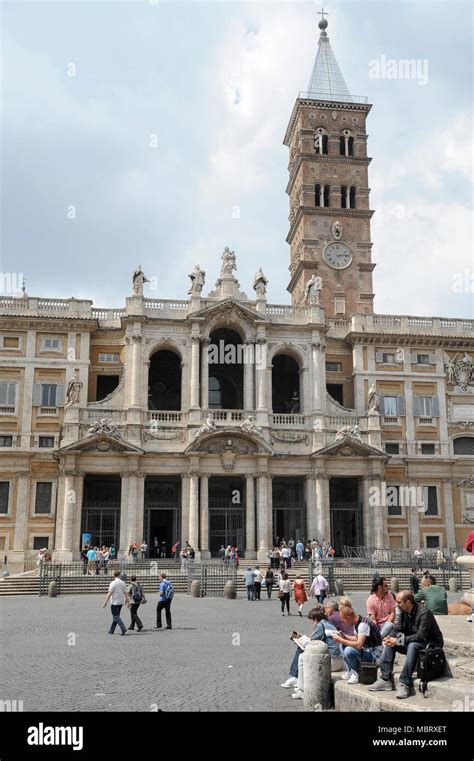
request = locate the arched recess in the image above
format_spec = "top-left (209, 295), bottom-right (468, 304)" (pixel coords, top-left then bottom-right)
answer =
top-left (208, 328), bottom-right (244, 410)
top-left (271, 353), bottom-right (302, 413)
top-left (453, 436), bottom-right (474, 455)
top-left (148, 349), bottom-right (182, 410)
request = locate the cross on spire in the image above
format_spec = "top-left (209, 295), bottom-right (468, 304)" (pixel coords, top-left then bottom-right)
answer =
top-left (317, 7), bottom-right (329, 21)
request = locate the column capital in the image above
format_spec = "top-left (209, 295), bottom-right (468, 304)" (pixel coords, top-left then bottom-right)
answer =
top-left (311, 340), bottom-right (326, 352)
top-left (191, 335), bottom-right (201, 345)
top-left (120, 471), bottom-right (131, 479)
top-left (135, 471), bottom-right (146, 480)
top-left (59, 466), bottom-right (78, 478)
top-left (188, 468), bottom-right (200, 478)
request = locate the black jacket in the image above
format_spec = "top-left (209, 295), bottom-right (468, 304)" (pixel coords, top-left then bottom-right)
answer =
top-left (397, 602), bottom-right (444, 647)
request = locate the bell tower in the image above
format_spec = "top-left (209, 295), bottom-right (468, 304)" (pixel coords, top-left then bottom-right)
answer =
top-left (283, 12), bottom-right (375, 316)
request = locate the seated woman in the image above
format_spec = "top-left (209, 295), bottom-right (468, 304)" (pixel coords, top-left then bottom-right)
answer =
top-left (281, 604), bottom-right (344, 700)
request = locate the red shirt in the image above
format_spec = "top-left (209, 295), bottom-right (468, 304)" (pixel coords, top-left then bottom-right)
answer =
top-left (366, 592), bottom-right (396, 626)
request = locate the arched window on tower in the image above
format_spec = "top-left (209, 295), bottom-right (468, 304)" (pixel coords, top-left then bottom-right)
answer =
top-left (315, 184), bottom-right (330, 208)
top-left (349, 186), bottom-right (356, 209)
top-left (339, 129), bottom-right (354, 157)
top-left (314, 127), bottom-right (328, 155)
top-left (341, 185), bottom-right (348, 208)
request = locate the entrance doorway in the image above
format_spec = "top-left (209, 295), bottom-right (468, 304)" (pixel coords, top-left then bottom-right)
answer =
top-left (329, 477), bottom-right (363, 555)
top-left (272, 478), bottom-right (305, 545)
top-left (81, 475), bottom-right (121, 550)
top-left (209, 476), bottom-right (245, 556)
top-left (144, 477), bottom-right (181, 558)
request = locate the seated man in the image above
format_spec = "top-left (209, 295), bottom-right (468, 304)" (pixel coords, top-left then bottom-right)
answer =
top-left (415, 574), bottom-right (448, 615)
top-left (281, 604), bottom-right (344, 698)
top-left (366, 576), bottom-right (397, 637)
top-left (369, 590), bottom-right (444, 698)
top-left (332, 606), bottom-right (383, 684)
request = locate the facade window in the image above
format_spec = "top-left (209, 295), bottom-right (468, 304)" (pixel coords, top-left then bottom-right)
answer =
top-left (0, 436), bottom-right (13, 447)
top-left (33, 537), bottom-right (49, 550)
top-left (339, 131), bottom-right (354, 156)
top-left (0, 482), bottom-right (10, 514)
top-left (96, 375), bottom-right (120, 402)
top-left (386, 485), bottom-right (402, 516)
top-left (453, 437), bottom-right (474, 455)
top-left (34, 482), bottom-right (53, 515)
top-left (39, 436), bottom-right (54, 448)
top-left (421, 443), bottom-right (435, 455)
top-left (314, 129), bottom-right (328, 155)
top-left (1, 336), bottom-right (20, 349)
top-left (417, 354), bottom-right (430, 365)
top-left (0, 382), bottom-right (16, 406)
top-left (425, 535), bottom-right (441, 549)
top-left (381, 396), bottom-right (398, 416)
top-left (315, 184), bottom-right (330, 208)
top-left (413, 396), bottom-right (439, 417)
top-left (385, 443), bottom-right (400, 455)
top-left (423, 486), bottom-right (438, 516)
top-left (98, 353), bottom-right (120, 363)
top-left (326, 362), bottom-right (342, 372)
top-left (41, 338), bottom-right (62, 352)
top-left (341, 185), bottom-right (356, 209)
top-left (41, 384), bottom-right (57, 407)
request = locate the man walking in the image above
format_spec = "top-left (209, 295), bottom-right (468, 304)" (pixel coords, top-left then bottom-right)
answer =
top-left (103, 570), bottom-right (130, 635)
top-left (296, 540), bottom-right (304, 562)
top-left (155, 573), bottom-right (173, 629)
top-left (128, 575), bottom-right (146, 631)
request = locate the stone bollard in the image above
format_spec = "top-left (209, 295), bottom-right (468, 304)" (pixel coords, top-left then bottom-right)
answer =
top-left (48, 580), bottom-right (58, 598)
top-left (333, 580), bottom-right (344, 596)
top-left (224, 580), bottom-right (236, 599)
top-left (190, 580), bottom-right (201, 598)
top-left (449, 577), bottom-right (459, 593)
top-left (303, 640), bottom-right (331, 712)
top-left (390, 577), bottom-right (399, 594)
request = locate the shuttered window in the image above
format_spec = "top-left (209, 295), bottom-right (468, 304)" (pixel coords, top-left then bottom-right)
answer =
top-left (34, 482), bottom-right (53, 514)
top-left (0, 482), bottom-right (10, 514)
top-left (423, 486), bottom-right (438, 516)
top-left (0, 382), bottom-right (16, 405)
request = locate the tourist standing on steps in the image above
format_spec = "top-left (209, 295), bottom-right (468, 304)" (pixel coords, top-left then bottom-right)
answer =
top-left (295, 540), bottom-right (304, 562)
top-left (253, 566), bottom-right (263, 600)
top-left (155, 573), bottom-right (173, 629)
top-left (128, 575), bottom-right (146, 631)
top-left (265, 566), bottom-right (274, 598)
top-left (278, 572), bottom-right (292, 615)
top-left (244, 567), bottom-right (256, 601)
top-left (103, 570), bottom-right (130, 636)
top-left (292, 574), bottom-right (308, 616)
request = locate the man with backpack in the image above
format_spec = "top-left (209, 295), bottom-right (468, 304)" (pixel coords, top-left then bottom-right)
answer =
top-left (128, 575), bottom-right (146, 631)
top-left (332, 606), bottom-right (383, 684)
top-left (155, 572), bottom-right (174, 630)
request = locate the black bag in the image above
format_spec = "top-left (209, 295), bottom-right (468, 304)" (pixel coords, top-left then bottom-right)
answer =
top-left (416, 646), bottom-right (447, 697)
top-left (359, 662), bottom-right (378, 685)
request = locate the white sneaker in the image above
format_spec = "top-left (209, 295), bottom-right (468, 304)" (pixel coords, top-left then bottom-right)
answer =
top-left (281, 677), bottom-right (298, 688)
top-left (467, 616), bottom-right (472, 623)
top-left (341, 670), bottom-right (351, 680)
top-left (347, 671), bottom-right (359, 684)
top-left (291, 689), bottom-right (304, 699)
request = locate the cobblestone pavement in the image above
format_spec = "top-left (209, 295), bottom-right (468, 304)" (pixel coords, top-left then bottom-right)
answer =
top-left (0, 591), bottom-right (461, 713)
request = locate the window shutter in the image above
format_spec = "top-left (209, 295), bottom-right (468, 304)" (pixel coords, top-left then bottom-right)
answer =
top-left (379, 396), bottom-right (385, 415)
top-left (410, 353), bottom-right (418, 364)
top-left (429, 354), bottom-right (437, 365)
top-left (7, 383), bottom-right (16, 405)
top-left (375, 352), bottom-right (384, 363)
top-left (412, 396), bottom-right (420, 416)
top-left (0, 383), bottom-right (6, 405)
top-left (432, 396), bottom-right (440, 417)
top-left (32, 383), bottom-right (42, 406)
top-left (56, 384), bottom-right (65, 407)
top-left (397, 396), bottom-right (406, 416)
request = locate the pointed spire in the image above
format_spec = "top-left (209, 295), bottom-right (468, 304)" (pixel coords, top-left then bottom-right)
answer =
top-left (307, 10), bottom-right (352, 103)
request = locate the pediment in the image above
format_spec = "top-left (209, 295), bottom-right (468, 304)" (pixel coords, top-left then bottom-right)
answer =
top-left (58, 431), bottom-right (144, 455)
top-left (185, 428), bottom-right (274, 455)
top-left (190, 298), bottom-right (269, 326)
top-left (312, 433), bottom-right (387, 459)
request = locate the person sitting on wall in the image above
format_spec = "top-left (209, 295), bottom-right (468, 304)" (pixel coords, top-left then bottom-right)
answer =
top-left (415, 574), bottom-right (448, 615)
top-left (331, 606), bottom-right (383, 684)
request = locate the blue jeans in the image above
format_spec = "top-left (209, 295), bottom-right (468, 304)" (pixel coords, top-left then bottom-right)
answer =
top-left (109, 604), bottom-right (126, 634)
top-left (289, 646), bottom-right (301, 678)
top-left (380, 641), bottom-right (427, 686)
top-left (343, 646), bottom-right (379, 673)
top-left (246, 584), bottom-right (255, 601)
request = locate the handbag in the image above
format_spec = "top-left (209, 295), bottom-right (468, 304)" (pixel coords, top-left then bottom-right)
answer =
top-left (416, 646), bottom-right (447, 697)
top-left (277, 590), bottom-right (284, 599)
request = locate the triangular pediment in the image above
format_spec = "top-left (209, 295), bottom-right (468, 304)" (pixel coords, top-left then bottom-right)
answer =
top-left (58, 431), bottom-right (144, 455)
top-left (312, 433), bottom-right (387, 459)
top-left (189, 298), bottom-right (269, 325)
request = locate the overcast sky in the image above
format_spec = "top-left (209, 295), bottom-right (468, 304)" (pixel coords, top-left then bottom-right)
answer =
top-left (1, 0), bottom-right (473, 318)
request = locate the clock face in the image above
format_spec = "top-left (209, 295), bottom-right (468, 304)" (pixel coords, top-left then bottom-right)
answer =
top-left (323, 242), bottom-right (352, 269)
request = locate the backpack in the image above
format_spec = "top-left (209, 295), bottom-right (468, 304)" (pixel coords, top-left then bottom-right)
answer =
top-left (358, 616), bottom-right (383, 648)
top-left (162, 581), bottom-right (174, 600)
top-left (132, 583), bottom-right (143, 604)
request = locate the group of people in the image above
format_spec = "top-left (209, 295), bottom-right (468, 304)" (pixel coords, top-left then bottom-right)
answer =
top-left (102, 570), bottom-right (174, 634)
top-left (35, 548), bottom-right (52, 566)
top-left (81, 544), bottom-right (116, 575)
top-left (179, 542), bottom-right (196, 571)
top-left (267, 538), bottom-right (335, 570)
top-left (242, 565), bottom-right (330, 616)
top-left (218, 545), bottom-right (240, 567)
top-left (281, 573), bottom-right (447, 700)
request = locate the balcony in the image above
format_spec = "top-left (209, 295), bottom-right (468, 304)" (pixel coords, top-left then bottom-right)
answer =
top-left (270, 413), bottom-right (308, 428)
top-left (0, 406), bottom-right (16, 416)
top-left (38, 407), bottom-right (58, 417)
top-left (148, 411), bottom-right (185, 426)
top-left (382, 416), bottom-right (401, 426)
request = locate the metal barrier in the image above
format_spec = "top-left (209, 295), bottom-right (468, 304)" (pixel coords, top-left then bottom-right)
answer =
top-left (187, 562), bottom-right (237, 597)
top-left (39, 563), bottom-right (62, 596)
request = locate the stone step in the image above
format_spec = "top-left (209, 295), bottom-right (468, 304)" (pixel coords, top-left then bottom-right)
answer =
top-left (333, 676), bottom-right (472, 713)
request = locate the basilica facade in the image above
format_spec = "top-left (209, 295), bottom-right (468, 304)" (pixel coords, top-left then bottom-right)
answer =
top-left (1, 19), bottom-right (473, 572)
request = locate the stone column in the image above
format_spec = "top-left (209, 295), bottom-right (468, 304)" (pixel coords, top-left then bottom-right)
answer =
top-left (362, 476), bottom-right (374, 547)
top-left (126, 472), bottom-right (140, 548)
top-left (437, 379), bottom-right (449, 457)
top-left (306, 473), bottom-right (318, 542)
top-left (257, 473), bottom-right (269, 561)
top-left (370, 476), bottom-right (385, 548)
top-left (129, 335), bottom-right (143, 408)
top-left (243, 342), bottom-right (255, 411)
top-left (408, 481), bottom-right (421, 549)
top-left (60, 472), bottom-right (77, 556)
top-left (200, 338), bottom-right (210, 410)
top-left (135, 472), bottom-right (146, 546)
top-left (256, 340), bottom-right (267, 411)
top-left (315, 475), bottom-right (330, 542)
top-left (20, 330), bottom-right (36, 448)
top-left (443, 481), bottom-right (456, 549)
top-left (72, 474), bottom-right (84, 560)
top-left (200, 475), bottom-right (210, 559)
top-left (189, 472), bottom-right (200, 554)
top-left (245, 475), bottom-right (256, 558)
top-left (119, 473), bottom-right (130, 554)
top-left (9, 472), bottom-right (30, 572)
top-left (190, 337), bottom-right (201, 409)
top-left (404, 380), bottom-right (416, 457)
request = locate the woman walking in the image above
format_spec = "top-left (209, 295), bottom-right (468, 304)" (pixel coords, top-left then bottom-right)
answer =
top-left (292, 573), bottom-right (308, 616)
top-left (278, 572), bottom-right (292, 616)
top-left (310, 571), bottom-right (329, 604)
top-left (264, 566), bottom-right (274, 598)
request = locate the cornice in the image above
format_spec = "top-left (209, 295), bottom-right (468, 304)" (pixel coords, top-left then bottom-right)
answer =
top-left (284, 98), bottom-right (372, 147)
top-left (287, 207), bottom-right (374, 245)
